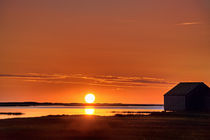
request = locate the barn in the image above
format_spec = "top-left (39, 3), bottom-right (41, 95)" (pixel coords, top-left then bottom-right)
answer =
top-left (164, 82), bottom-right (210, 111)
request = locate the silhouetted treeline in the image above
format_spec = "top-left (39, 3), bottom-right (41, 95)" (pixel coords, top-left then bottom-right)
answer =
top-left (0, 112), bottom-right (23, 115)
top-left (0, 102), bottom-right (163, 107)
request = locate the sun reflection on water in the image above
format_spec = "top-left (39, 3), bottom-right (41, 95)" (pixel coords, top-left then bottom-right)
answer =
top-left (85, 108), bottom-right (95, 115)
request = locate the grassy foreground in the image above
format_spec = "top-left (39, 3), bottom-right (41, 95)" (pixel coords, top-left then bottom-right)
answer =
top-left (0, 113), bottom-right (210, 140)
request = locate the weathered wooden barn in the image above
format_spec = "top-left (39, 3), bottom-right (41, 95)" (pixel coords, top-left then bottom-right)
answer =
top-left (164, 82), bottom-right (210, 111)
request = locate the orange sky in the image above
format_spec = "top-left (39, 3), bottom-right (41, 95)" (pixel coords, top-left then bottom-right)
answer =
top-left (0, 0), bottom-right (210, 103)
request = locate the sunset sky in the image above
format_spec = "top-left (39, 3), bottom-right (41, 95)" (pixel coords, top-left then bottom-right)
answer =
top-left (0, 0), bottom-right (210, 103)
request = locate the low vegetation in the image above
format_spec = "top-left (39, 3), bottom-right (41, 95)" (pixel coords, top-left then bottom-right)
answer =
top-left (0, 113), bottom-right (210, 140)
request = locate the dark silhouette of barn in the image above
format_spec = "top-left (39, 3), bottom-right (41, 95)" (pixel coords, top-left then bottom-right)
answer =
top-left (164, 82), bottom-right (210, 111)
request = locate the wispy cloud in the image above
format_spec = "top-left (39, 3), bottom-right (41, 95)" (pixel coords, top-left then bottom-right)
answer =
top-left (0, 73), bottom-right (175, 88)
top-left (177, 22), bottom-right (201, 26)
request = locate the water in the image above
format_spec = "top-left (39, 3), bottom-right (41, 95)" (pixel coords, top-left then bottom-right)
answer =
top-left (0, 106), bottom-right (164, 119)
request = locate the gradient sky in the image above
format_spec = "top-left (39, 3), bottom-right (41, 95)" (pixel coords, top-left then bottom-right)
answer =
top-left (0, 0), bottom-right (210, 103)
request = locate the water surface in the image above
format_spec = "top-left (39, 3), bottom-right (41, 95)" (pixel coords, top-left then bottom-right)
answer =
top-left (0, 106), bottom-right (164, 119)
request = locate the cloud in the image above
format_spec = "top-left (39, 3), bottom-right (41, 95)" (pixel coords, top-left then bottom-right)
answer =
top-left (0, 73), bottom-right (174, 88)
top-left (177, 22), bottom-right (201, 26)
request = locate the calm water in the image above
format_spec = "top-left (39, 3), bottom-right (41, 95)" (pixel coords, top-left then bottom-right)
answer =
top-left (0, 106), bottom-right (164, 119)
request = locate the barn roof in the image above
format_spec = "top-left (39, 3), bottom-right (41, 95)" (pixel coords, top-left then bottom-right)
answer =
top-left (164, 82), bottom-right (209, 96)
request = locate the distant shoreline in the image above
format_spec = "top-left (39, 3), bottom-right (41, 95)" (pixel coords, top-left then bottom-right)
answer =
top-left (0, 112), bottom-right (23, 115)
top-left (0, 102), bottom-right (163, 107)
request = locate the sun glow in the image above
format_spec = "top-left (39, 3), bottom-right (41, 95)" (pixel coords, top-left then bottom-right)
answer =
top-left (85, 93), bottom-right (95, 103)
top-left (85, 108), bottom-right (95, 115)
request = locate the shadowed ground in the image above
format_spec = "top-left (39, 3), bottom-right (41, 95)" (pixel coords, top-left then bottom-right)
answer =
top-left (0, 114), bottom-right (210, 140)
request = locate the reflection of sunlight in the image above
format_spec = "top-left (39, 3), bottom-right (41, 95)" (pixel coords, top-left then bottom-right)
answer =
top-left (85, 108), bottom-right (95, 115)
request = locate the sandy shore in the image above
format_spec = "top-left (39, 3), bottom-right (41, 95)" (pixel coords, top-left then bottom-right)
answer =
top-left (0, 113), bottom-right (210, 140)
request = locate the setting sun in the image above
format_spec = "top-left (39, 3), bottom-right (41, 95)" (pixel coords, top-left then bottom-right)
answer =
top-left (85, 93), bottom-right (95, 103)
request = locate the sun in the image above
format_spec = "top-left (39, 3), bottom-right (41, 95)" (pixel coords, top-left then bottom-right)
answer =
top-left (85, 93), bottom-right (95, 103)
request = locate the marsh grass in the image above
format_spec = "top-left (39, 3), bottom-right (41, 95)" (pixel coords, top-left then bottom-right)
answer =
top-left (0, 113), bottom-right (210, 140)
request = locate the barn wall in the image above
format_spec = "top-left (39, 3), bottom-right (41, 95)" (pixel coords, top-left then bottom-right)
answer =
top-left (186, 86), bottom-right (210, 111)
top-left (204, 96), bottom-right (210, 111)
top-left (164, 96), bottom-right (186, 111)
top-left (186, 94), bottom-right (203, 111)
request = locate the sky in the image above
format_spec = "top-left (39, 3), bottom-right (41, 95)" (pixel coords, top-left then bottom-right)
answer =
top-left (0, 0), bottom-right (210, 103)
